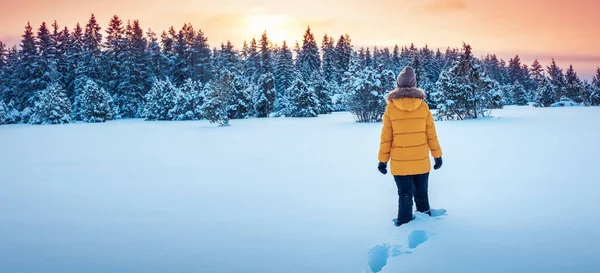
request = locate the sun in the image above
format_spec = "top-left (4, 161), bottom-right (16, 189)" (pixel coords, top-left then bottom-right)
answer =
top-left (243, 12), bottom-right (291, 44)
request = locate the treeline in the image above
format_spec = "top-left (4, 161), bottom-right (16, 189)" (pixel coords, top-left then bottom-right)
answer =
top-left (1, 14), bottom-right (599, 125)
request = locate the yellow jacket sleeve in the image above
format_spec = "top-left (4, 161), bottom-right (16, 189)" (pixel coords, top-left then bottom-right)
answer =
top-left (378, 109), bottom-right (393, 163)
top-left (426, 109), bottom-right (442, 158)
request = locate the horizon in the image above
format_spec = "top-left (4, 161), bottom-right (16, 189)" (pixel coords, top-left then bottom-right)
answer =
top-left (1, 0), bottom-right (599, 79)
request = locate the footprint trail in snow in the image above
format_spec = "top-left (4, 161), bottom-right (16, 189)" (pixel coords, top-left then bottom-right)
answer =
top-left (367, 209), bottom-right (447, 273)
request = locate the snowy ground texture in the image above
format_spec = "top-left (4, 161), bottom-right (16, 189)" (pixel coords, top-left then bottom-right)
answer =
top-left (1, 106), bottom-right (600, 273)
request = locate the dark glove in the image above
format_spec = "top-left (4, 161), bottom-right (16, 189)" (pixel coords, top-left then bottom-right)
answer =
top-left (433, 157), bottom-right (443, 170)
top-left (378, 162), bottom-right (388, 175)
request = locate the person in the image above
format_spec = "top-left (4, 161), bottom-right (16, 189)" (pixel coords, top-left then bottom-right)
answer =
top-left (377, 66), bottom-right (443, 227)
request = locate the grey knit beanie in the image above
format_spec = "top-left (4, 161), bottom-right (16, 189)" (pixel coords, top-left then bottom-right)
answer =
top-left (397, 66), bottom-right (417, 88)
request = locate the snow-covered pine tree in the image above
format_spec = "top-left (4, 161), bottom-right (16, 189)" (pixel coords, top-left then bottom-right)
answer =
top-left (391, 45), bottom-right (401, 71)
top-left (511, 82), bottom-right (528, 106)
top-left (270, 43), bottom-right (280, 71)
top-left (379, 47), bottom-right (393, 71)
top-left (228, 74), bottom-right (253, 119)
top-left (50, 22), bottom-right (60, 68)
top-left (481, 54), bottom-right (509, 85)
top-left (410, 54), bottom-right (424, 88)
top-left (161, 27), bottom-right (175, 56)
top-left (294, 40), bottom-right (302, 62)
top-left (3, 100), bottom-right (20, 124)
top-left (530, 59), bottom-right (544, 86)
top-left (441, 47), bottom-right (459, 70)
top-left (103, 15), bottom-right (126, 96)
top-left (215, 40), bottom-right (242, 75)
top-left (398, 46), bottom-right (414, 69)
top-left (241, 40), bottom-right (248, 61)
top-left (212, 45), bottom-right (221, 73)
top-left (419, 46), bottom-right (442, 107)
top-left (334, 34), bottom-right (353, 86)
top-left (211, 44), bottom-right (221, 67)
top-left (420, 76), bottom-right (437, 109)
top-left (372, 46), bottom-right (381, 68)
top-left (0, 40), bottom-right (6, 63)
top-left (146, 29), bottom-right (168, 80)
top-left (192, 28), bottom-right (213, 84)
top-left (143, 78), bottom-right (181, 120)
top-left (81, 14), bottom-right (103, 84)
top-left (55, 25), bottom-right (71, 94)
top-left (321, 35), bottom-right (336, 83)
top-left (498, 84), bottom-right (513, 105)
top-left (287, 78), bottom-right (319, 117)
top-left (72, 71), bottom-right (92, 116)
top-left (357, 48), bottom-right (366, 69)
top-left (254, 72), bottom-right (276, 117)
top-left (36, 22), bottom-right (59, 92)
top-left (375, 66), bottom-right (396, 94)
top-left (498, 59), bottom-right (512, 86)
top-left (273, 90), bottom-right (291, 117)
top-left (171, 24), bottom-right (192, 85)
top-left (431, 69), bottom-right (455, 120)
top-left (520, 64), bottom-right (537, 99)
top-left (161, 27), bottom-right (177, 81)
top-left (564, 65), bottom-right (584, 103)
top-left (364, 48), bottom-right (373, 68)
top-left (547, 58), bottom-right (566, 101)
top-left (244, 82), bottom-right (259, 117)
top-left (65, 23), bottom-right (84, 102)
top-left (274, 41), bottom-right (296, 113)
top-left (329, 81), bottom-right (345, 112)
top-left (16, 22), bottom-right (42, 111)
top-left (434, 44), bottom-right (489, 120)
top-left (176, 78), bottom-right (203, 120)
top-left (258, 31), bottom-right (274, 76)
top-left (592, 68), bottom-right (600, 106)
top-left (74, 79), bottom-right (113, 122)
top-left (534, 77), bottom-right (556, 107)
top-left (2, 47), bottom-right (19, 111)
top-left (243, 38), bottom-right (260, 83)
top-left (344, 66), bottom-right (387, 122)
top-left (401, 45), bottom-right (410, 59)
top-left (341, 51), bottom-right (360, 91)
top-left (296, 26), bottom-right (321, 80)
top-left (507, 55), bottom-right (527, 85)
top-left (581, 81), bottom-right (594, 106)
top-left (434, 48), bottom-right (444, 65)
top-left (117, 20), bottom-right (151, 118)
top-left (202, 70), bottom-right (234, 126)
top-left (478, 74), bottom-right (504, 110)
top-left (0, 41), bottom-right (7, 101)
top-left (527, 59), bottom-right (545, 102)
top-left (309, 71), bottom-right (334, 114)
top-left (29, 82), bottom-right (71, 124)
top-left (0, 100), bottom-right (6, 125)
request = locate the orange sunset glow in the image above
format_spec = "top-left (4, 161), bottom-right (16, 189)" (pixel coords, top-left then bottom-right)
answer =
top-left (1, 0), bottom-right (599, 77)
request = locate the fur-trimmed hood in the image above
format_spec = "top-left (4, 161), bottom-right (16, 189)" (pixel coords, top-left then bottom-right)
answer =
top-left (387, 87), bottom-right (426, 101)
top-left (386, 87), bottom-right (427, 112)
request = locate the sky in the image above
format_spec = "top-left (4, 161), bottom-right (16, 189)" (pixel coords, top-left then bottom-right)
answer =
top-left (1, 0), bottom-right (599, 78)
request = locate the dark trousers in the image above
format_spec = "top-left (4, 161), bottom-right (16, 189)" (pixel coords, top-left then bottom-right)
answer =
top-left (394, 173), bottom-right (430, 225)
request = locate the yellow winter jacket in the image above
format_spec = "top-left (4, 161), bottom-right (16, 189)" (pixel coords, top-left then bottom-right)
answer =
top-left (378, 87), bottom-right (442, 176)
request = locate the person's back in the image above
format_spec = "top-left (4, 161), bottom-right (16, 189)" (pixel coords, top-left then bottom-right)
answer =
top-left (377, 66), bottom-right (443, 226)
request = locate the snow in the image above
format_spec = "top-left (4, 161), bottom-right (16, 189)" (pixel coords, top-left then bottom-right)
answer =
top-left (1, 106), bottom-right (600, 273)
top-left (551, 101), bottom-right (580, 107)
top-left (551, 97), bottom-right (580, 107)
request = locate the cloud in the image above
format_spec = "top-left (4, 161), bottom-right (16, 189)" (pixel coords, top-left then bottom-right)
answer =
top-left (424, 0), bottom-right (468, 12)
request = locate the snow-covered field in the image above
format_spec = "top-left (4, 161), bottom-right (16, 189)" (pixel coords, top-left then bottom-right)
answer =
top-left (1, 106), bottom-right (599, 273)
